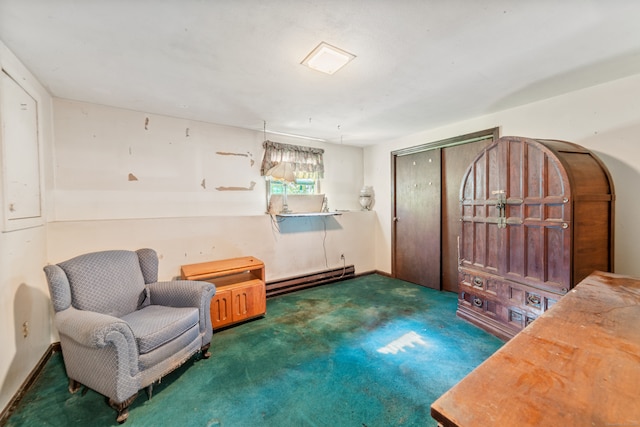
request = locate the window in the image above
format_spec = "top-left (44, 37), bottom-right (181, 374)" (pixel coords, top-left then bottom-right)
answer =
top-left (260, 140), bottom-right (325, 214)
top-left (265, 178), bottom-right (319, 214)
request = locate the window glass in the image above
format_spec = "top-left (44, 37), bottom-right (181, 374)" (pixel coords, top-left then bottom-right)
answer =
top-left (268, 178), bottom-right (316, 195)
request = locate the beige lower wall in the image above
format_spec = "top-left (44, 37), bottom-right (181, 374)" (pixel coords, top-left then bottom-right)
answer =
top-left (0, 226), bottom-right (51, 414)
top-left (45, 212), bottom-right (376, 285)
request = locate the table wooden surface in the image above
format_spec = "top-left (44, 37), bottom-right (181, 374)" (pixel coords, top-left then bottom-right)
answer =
top-left (431, 271), bottom-right (640, 427)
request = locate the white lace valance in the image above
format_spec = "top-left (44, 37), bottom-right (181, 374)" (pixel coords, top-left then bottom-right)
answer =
top-left (260, 140), bottom-right (324, 181)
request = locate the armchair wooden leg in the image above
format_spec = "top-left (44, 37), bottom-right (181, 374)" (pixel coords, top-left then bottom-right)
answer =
top-left (68, 378), bottom-right (81, 394)
top-left (108, 393), bottom-right (138, 424)
top-left (201, 343), bottom-right (211, 359)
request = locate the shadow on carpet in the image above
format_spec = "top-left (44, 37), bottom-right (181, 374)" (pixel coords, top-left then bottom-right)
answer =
top-left (6, 275), bottom-right (503, 426)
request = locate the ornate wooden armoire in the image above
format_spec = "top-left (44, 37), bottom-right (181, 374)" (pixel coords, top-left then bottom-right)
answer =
top-left (457, 136), bottom-right (615, 340)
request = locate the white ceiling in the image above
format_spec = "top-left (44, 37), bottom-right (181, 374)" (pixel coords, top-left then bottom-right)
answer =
top-left (1, 0), bottom-right (640, 146)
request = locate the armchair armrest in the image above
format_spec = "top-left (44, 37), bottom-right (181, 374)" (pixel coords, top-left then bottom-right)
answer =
top-left (54, 306), bottom-right (139, 376)
top-left (148, 280), bottom-right (215, 308)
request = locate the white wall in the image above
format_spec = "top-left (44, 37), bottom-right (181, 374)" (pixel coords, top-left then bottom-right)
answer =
top-left (365, 72), bottom-right (640, 277)
top-left (48, 99), bottom-right (373, 282)
top-left (0, 42), bottom-right (53, 412)
top-left (51, 99), bottom-right (365, 220)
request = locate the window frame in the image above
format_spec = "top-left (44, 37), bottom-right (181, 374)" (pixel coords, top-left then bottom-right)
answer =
top-left (265, 177), bottom-right (321, 213)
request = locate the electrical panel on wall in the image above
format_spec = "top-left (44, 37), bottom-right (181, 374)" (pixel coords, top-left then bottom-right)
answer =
top-left (0, 69), bottom-right (44, 231)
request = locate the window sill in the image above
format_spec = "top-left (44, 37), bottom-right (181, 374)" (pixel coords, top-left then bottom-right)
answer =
top-left (275, 212), bottom-right (342, 218)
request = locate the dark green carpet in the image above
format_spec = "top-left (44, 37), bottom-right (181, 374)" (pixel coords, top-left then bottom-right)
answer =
top-left (6, 275), bottom-right (503, 426)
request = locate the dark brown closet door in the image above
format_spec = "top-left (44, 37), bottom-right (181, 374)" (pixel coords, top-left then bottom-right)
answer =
top-left (393, 149), bottom-right (441, 288)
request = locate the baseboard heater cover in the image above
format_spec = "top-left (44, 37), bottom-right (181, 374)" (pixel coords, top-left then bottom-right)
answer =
top-left (266, 265), bottom-right (355, 297)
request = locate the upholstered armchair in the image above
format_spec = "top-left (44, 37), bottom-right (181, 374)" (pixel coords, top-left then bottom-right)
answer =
top-left (43, 249), bottom-right (216, 423)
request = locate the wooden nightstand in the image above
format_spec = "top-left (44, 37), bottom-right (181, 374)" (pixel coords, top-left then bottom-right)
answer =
top-left (181, 256), bottom-right (266, 329)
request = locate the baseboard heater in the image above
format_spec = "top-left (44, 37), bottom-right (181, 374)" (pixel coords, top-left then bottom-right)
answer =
top-left (266, 264), bottom-right (355, 298)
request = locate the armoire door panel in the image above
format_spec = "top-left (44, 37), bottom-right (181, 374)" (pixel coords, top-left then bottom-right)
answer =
top-left (461, 221), bottom-right (474, 267)
top-left (473, 223), bottom-right (486, 266)
top-left (507, 203), bottom-right (523, 220)
top-left (526, 146), bottom-right (544, 198)
top-left (545, 225), bottom-right (570, 286)
top-left (486, 144), bottom-right (502, 196)
top-left (546, 162), bottom-right (566, 196)
top-left (507, 141), bottom-right (524, 196)
top-left (476, 163), bottom-right (488, 200)
top-left (525, 204), bottom-right (541, 219)
top-left (525, 224), bottom-right (544, 281)
top-left (506, 225), bottom-right (525, 277)
top-left (486, 223), bottom-right (500, 271)
top-left (457, 136), bottom-right (614, 340)
top-left (545, 202), bottom-right (565, 221)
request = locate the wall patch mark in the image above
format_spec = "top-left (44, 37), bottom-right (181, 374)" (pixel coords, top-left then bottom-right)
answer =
top-left (215, 181), bottom-right (256, 191)
top-left (216, 151), bottom-right (249, 158)
top-left (216, 151), bottom-right (254, 166)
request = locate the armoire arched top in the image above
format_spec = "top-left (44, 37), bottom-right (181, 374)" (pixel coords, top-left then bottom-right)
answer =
top-left (457, 136), bottom-right (614, 340)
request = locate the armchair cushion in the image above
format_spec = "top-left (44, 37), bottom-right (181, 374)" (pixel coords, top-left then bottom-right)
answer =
top-left (137, 324), bottom-right (200, 371)
top-left (120, 305), bottom-right (199, 354)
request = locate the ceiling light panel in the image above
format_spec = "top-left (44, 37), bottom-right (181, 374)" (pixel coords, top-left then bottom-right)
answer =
top-left (301, 42), bottom-right (356, 75)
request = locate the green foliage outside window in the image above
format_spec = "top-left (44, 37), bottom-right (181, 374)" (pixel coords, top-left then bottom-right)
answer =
top-left (269, 179), bottom-right (316, 195)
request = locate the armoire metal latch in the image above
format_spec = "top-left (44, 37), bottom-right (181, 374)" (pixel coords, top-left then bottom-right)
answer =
top-left (493, 190), bottom-right (507, 229)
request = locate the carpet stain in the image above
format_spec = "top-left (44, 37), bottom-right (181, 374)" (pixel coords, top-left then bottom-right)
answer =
top-left (6, 275), bottom-right (503, 427)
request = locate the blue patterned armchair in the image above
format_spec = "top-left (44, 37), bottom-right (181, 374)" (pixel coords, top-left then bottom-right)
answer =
top-left (43, 248), bottom-right (216, 423)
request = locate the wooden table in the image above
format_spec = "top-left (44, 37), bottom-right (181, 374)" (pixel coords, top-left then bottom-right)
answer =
top-left (431, 271), bottom-right (640, 427)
